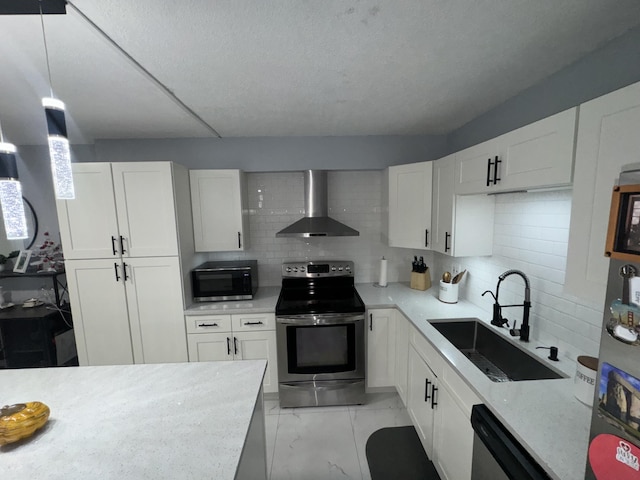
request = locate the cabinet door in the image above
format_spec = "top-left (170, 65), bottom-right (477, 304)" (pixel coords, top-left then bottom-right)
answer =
top-left (366, 309), bottom-right (396, 389)
top-left (124, 256), bottom-right (188, 364)
top-left (454, 139), bottom-right (499, 194)
top-left (407, 345), bottom-right (436, 458)
top-left (187, 332), bottom-right (233, 362)
top-left (432, 382), bottom-right (474, 480)
top-left (190, 170), bottom-right (245, 252)
top-left (112, 162), bottom-right (179, 257)
top-left (234, 331), bottom-right (278, 394)
top-left (56, 163), bottom-right (120, 260)
top-left (388, 162), bottom-right (433, 249)
top-left (65, 259), bottom-right (133, 366)
top-left (496, 107), bottom-right (577, 192)
top-left (431, 155), bottom-right (455, 255)
top-left (394, 312), bottom-right (410, 406)
top-left (565, 82), bottom-right (640, 304)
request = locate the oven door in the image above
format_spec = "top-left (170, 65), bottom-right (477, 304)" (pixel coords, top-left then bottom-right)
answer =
top-left (276, 314), bottom-right (365, 383)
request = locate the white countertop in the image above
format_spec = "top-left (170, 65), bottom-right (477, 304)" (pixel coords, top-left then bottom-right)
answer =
top-left (357, 282), bottom-right (591, 480)
top-left (184, 286), bottom-right (280, 315)
top-left (1, 361), bottom-right (267, 479)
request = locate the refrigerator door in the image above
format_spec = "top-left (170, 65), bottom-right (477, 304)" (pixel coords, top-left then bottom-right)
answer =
top-left (585, 258), bottom-right (640, 479)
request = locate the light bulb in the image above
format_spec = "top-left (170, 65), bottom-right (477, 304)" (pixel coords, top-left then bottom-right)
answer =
top-left (0, 179), bottom-right (27, 239)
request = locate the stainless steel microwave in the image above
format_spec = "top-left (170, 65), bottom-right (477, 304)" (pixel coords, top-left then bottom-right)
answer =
top-left (191, 260), bottom-right (258, 302)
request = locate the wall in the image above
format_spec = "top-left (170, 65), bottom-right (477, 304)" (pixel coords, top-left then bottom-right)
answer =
top-left (92, 135), bottom-right (448, 171)
top-left (202, 170), bottom-right (430, 286)
top-left (448, 25), bottom-right (640, 152)
top-left (434, 190), bottom-right (602, 360)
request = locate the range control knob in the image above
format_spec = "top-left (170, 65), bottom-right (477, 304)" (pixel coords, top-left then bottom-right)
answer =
top-left (345, 265), bottom-right (351, 271)
top-left (338, 266), bottom-right (343, 271)
top-left (331, 266), bottom-right (337, 271)
top-left (285, 267), bottom-right (292, 273)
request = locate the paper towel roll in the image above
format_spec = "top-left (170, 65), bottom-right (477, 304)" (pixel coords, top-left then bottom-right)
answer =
top-left (378, 257), bottom-right (388, 287)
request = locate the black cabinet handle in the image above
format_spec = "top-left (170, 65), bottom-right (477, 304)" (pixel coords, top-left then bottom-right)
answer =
top-left (233, 337), bottom-right (239, 355)
top-left (493, 156), bottom-right (501, 185)
top-left (425, 229), bottom-right (429, 247)
top-left (431, 385), bottom-right (438, 409)
top-left (114, 262), bottom-right (121, 281)
top-left (111, 236), bottom-right (118, 256)
top-left (425, 379), bottom-right (431, 402)
top-left (486, 158), bottom-right (493, 186)
top-left (238, 232), bottom-right (242, 249)
top-left (198, 322), bottom-right (218, 327)
top-left (226, 337), bottom-right (231, 355)
top-left (123, 262), bottom-right (129, 281)
top-left (244, 321), bottom-right (264, 326)
top-left (119, 235), bottom-right (126, 254)
top-left (445, 232), bottom-right (451, 252)
top-left (369, 313), bottom-right (373, 331)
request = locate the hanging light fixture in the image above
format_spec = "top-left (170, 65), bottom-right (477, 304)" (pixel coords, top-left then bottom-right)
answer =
top-left (40, 0), bottom-right (75, 199)
top-left (0, 123), bottom-right (28, 240)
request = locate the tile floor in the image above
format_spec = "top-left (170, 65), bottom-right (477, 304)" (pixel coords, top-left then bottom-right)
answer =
top-left (264, 392), bottom-right (412, 480)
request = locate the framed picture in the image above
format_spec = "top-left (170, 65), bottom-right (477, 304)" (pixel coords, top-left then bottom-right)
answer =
top-left (13, 250), bottom-right (31, 273)
top-left (606, 184), bottom-right (640, 261)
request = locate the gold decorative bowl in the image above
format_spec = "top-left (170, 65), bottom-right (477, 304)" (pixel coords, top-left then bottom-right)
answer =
top-left (0, 402), bottom-right (50, 446)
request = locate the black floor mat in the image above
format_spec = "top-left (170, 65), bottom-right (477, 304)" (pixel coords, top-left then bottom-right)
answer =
top-left (366, 426), bottom-right (441, 480)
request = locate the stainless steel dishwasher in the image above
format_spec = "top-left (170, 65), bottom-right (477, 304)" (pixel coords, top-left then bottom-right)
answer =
top-left (471, 404), bottom-right (551, 480)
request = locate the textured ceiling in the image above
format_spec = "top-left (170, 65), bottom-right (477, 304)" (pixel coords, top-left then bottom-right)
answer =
top-left (0, 0), bottom-right (639, 145)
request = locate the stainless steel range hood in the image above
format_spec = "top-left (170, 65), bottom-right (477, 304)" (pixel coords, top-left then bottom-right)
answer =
top-left (276, 170), bottom-right (359, 238)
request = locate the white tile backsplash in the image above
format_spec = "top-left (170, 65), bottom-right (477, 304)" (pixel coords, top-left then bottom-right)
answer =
top-left (434, 189), bottom-right (602, 360)
top-left (205, 174), bottom-right (601, 360)
top-left (204, 171), bottom-right (429, 287)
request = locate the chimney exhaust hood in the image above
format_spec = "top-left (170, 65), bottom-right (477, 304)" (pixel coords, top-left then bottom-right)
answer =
top-left (276, 170), bottom-right (359, 238)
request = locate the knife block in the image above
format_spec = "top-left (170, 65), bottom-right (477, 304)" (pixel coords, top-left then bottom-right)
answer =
top-left (410, 269), bottom-right (431, 291)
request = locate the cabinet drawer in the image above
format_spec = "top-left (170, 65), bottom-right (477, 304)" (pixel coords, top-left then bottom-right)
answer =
top-left (232, 313), bottom-right (275, 331)
top-left (409, 325), bottom-right (443, 377)
top-left (185, 315), bottom-right (232, 334)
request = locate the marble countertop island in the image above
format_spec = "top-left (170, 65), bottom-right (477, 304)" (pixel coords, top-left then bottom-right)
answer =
top-left (1, 361), bottom-right (267, 479)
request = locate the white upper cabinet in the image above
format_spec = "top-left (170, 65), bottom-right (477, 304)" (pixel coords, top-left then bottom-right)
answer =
top-left (496, 107), bottom-right (577, 191)
top-left (58, 162), bottom-right (179, 259)
top-left (565, 82), bottom-right (640, 304)
top-left (111, 162), bottom-right (179, 258)
top-left (453, 139), bottom-right (499, 195)
top-left (453, 108), bottom-right (577, 195)
top-left (432, 155), bottom-right (495, 257)
top-left (388, 162), bottom-right (433, 249)
top-left (190, 170), bottom-right (248, 252)
top-left (57, 163), bottom-right (120, 259)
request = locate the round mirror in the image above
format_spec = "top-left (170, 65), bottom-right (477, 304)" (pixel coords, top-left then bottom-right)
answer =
top-left (0, 197), bottom-right (39, 255)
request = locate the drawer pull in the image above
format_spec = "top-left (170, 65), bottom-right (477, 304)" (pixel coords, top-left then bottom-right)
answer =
top-left (198, 322), bottom-right (219, 327)
top-left (244, 321), bottom-right (264, 326)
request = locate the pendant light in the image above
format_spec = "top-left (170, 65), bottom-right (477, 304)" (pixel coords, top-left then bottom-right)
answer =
top-left (40, 0), bottom-right (75, 200)
top-left (0, 122), bottom-right (28, 240)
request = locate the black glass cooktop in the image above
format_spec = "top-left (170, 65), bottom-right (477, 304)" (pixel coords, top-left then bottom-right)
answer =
top-left (275, 277), bottom-right (365, 316)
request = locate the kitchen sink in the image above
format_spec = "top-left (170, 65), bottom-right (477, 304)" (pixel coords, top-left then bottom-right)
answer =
top-left (428, 319), bottom-right (567, 382)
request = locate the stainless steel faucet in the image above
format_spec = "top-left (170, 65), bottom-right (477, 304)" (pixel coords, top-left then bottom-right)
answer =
top-left (482, 269), bottom-right (531, 342)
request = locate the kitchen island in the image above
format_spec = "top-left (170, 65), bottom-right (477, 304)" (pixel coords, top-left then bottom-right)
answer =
top-left (1, 360), bottom-right (267, 479)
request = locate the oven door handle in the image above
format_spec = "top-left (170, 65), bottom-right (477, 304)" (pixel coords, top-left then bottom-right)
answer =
top-left (276, 315), bottom-right (364, 326)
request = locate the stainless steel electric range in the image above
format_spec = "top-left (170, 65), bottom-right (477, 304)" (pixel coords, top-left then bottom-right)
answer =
top-left (275, 260), bottom-right (366, 408)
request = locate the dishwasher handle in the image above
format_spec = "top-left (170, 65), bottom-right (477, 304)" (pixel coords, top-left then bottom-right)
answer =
top-left (471, 404), bottom-right (551, 480)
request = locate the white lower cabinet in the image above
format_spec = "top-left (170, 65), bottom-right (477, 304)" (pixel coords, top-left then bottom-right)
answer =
top-left (407, 345), bottom-right (438, 458)
top-left (394, 312), bottom-right (410, 405)
top-left (366, 309), bottom-right (397, 389)
top-left (433, 365), bottom-right (479, 480)
top-left (67, 256), bottom-right (188, 366)
top-left (403, 321), bottom-right (479, 480)
top-left (185, 313), bottom-right (278, 393)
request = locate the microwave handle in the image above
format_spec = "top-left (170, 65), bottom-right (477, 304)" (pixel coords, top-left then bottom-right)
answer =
top-left (238, 232), bottom-right (242, 249)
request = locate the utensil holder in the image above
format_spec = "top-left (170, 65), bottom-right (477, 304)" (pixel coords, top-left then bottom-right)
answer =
top-left (439, 280), bottom-right (459, 303)
top-left (410, 270), bottom-right (431, 291)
